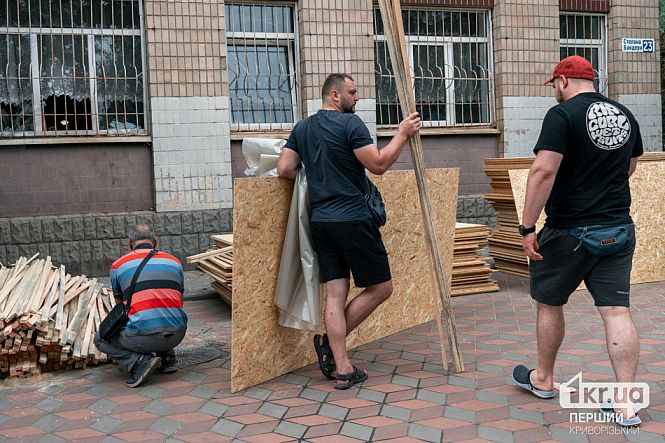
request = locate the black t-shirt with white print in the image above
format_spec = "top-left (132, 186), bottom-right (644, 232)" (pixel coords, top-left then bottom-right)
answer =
top-left (534, 92), bottom-right (643, 229)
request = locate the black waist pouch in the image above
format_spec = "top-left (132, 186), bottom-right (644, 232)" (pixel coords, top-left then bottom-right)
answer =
top-left (568, 224), bottom-right (631, 257)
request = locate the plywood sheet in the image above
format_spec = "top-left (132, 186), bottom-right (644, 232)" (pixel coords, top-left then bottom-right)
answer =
top-left (232, 168), bottom-right (459, 392)
top-left (509, 162), bottom-right (665, 286)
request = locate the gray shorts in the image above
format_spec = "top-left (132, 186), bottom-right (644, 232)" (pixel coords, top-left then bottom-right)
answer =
top-left (529, 224), bottom-right (636, 307)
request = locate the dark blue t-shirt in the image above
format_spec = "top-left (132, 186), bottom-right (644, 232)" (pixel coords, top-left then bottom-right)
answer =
top-left (284, 110), bottom-right (374, 222)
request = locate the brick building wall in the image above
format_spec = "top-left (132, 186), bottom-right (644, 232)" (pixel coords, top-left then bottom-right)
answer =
top-left (297, 0), bottom-right (377, 134)
top-left (0, 144), bottom-right (153, 218)
top-left (493, 0), bottom-right (560, 157)
top-left (146, 0), bottom-right (233, 211)
top-left (2, 0), bottom-right (662, 276)
top-left (608, 0), bottom-right (662, 150)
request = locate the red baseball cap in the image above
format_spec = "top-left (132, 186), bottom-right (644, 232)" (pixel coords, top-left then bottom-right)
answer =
top-left (544, 55), bottom-right (595, 84)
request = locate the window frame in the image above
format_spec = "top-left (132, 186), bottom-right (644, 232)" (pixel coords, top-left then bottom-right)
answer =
top-left (0, 1), bottom-right (148, 140)
top-left (225, 2), bottom-right (300, 132)
top-left (559, 12), bottom-right (607, 96)
top-left (374, 7), bottom-right (495, 129)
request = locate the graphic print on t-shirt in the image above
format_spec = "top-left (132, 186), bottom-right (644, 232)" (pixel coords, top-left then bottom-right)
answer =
top-left (586, 101), bottom-right (631, 150)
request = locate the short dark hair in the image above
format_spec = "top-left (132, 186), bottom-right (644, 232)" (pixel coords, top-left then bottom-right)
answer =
top-left (129, 223), bottom-right (156, 244)
top-left (321, 73), bottom-right (354, 98)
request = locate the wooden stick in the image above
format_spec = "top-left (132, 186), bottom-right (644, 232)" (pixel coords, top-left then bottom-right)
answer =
top-left (377, 0), bottom-right (463, 372)
top-left (54, 266), bottom-right (66, 332)
top-left (186, 246), bottom-right (233, 263)
top-left (61, 280), bottom-right (98, 346)
top-left (41, 271), bottom-right (60, 325)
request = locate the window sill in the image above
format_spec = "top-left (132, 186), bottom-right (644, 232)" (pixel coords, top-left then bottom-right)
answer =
top-left (376, 127), bottom-right (500, 137)
top-left (0, 135), bottom-right (152, 146)
top-left (230, 131), bottom-right (290, 141)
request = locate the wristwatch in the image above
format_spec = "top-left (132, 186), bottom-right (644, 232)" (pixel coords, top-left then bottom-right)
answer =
top-left (518, 224), bottom-right (536, 236)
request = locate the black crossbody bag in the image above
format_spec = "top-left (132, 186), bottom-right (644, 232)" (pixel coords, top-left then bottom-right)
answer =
top-left (98, 249), bottom-right (157, 340)
top-left (311, 114), bottom-right (387, 227)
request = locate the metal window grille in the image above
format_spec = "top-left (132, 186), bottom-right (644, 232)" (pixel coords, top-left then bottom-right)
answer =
top-left (374, 8), bottom-right (494, 128)
top-left (225, 2), bottom-right (299, 131)
top-left (0, 0), bottom-right (147, 138)
top-left (560, 13), bottom-right (607, 95)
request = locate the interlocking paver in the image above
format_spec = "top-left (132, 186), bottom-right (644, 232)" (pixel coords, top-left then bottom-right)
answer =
top-left (406, 423), bottom-right (442, 442)
top-left (0, 278), bottom-right (662, 442)
top-left (339, 421), bottom-right (373, 441)
top-left (273, 420), bottom-right (307, 439)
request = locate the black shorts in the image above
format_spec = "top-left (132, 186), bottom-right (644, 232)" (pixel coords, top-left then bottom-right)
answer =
top-left (310, 219), bottom-right (391, 288)
top-left (529, 224), bottom-right (636, 307)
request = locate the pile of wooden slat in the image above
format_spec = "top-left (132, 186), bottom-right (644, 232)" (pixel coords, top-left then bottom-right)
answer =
top-left (452, 223), bottom-right (500, 296)
top-left (0, 254), bottom-right (111, 378)
top-left (483, 158), bottom-right (534, 277)
top-left (188, 234), bottom-right (233, 304)
top-left (483, 153), bottom-right (665, 277)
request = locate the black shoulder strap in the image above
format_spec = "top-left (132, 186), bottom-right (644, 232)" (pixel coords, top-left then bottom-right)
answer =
top-left (311, 113), bottom-right (369, 196)
top-left (125, 249), bottom-right (157, 309)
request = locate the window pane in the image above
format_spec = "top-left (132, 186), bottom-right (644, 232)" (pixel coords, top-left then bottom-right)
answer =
top-left (413, 45), bottom-right (446, 123)
top-left (454, 43), bottom-right (491, 124)
top-left (374, 41), bottom-right (401, 126)
top-left (40, 34), bottom-right (92, 132)
top-left (95, 36), bottom-right (145, 132)
top-left (560, 46), bottom-right (602, 92)
top-left (0, 34), bottom-right (33, 135)
top-left (374, 8), bottom-right (384, 35)
top-left (228, 44), bottom-right (295, 124)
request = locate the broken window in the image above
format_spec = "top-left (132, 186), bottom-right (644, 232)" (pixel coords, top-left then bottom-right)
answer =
top-left (374, 8), bottom-right (494, 128)
top-left (0, 0), bottom-right (146, 138)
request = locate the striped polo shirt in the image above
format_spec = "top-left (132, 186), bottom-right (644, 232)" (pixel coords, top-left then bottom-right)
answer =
top-left (110, 244), bottom-right (187, 335)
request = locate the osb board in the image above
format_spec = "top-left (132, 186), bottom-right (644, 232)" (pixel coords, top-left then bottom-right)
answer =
top-left (232, 168), bottom-right (459, 392)
top-left (509, 162), bottom-right (665, 286)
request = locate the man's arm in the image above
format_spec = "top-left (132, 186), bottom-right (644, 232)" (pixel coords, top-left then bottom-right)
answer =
top-left (277, 147), bottom-right (301, 180)
top-left (354, 112), bottom-right (420, 175)
top-left (110, 268), bottom-right (123, 305)
top-left (628, 157), bottom-right (638, 177)
top-left (522, 150), bottom-right (563, 261)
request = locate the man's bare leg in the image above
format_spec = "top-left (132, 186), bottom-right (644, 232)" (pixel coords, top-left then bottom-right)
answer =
top-left (532, 302), bottom-right (565, 391)
top-left (598, 306), bottom-right (639, 418)
top-left (325, 279), bottom-right (392, 377)
top-left (344, 280), bottom-right (392, 334)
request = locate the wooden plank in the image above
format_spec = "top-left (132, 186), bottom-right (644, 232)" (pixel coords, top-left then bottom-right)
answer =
top-left (54, 266), bottom-right (66, 332)
top-left (61, 280), bottom-right (98, 346)
top-left (186, 246), bottom-right (233, 263)
top-left (377, 0), bottom-right (462, 372)
top-left (231, 168), bottom-right (458, 392)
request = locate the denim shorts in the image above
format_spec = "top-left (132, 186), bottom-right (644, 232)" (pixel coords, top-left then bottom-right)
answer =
top-left (529, 224), bottom-right (636, 307)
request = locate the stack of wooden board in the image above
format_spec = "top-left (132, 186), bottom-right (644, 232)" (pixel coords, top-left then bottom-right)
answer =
top-left (484, 153), bottom-right (665, 277)
top-left (483, 158), bottom-right (534, 277)
top-left (0, 254), bottom-right (111, 378)
top-left (452, 223), bottom-right (500, 296)
top-left (188, 234), bottom-right (233, 304)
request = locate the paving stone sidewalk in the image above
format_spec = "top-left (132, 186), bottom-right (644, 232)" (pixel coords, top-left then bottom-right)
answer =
top-left (0, 273), bottom-right (663, 443)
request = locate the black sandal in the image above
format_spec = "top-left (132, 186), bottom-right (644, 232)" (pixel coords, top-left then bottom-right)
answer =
top-left (334, 366), bottom-right (368, 390)
top-left (313, 334), bottom-right (336, 380)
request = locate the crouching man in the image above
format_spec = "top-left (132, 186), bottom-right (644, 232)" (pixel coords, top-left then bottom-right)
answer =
top-left (94, 224), bottom-right (188, 387)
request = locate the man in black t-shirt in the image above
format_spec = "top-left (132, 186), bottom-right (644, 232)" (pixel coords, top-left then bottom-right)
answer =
top-left (278, 74), bottom-right (420, 390)
top-left (511, 56), bottom-right (643, 426)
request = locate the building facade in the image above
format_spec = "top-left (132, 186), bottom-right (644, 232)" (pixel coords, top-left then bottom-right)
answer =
top-left (0, 0), bottom-right (661, 275)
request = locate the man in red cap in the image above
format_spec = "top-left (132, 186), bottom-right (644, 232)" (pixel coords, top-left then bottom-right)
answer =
top-left (512, 55), bottom-right (645, 427)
